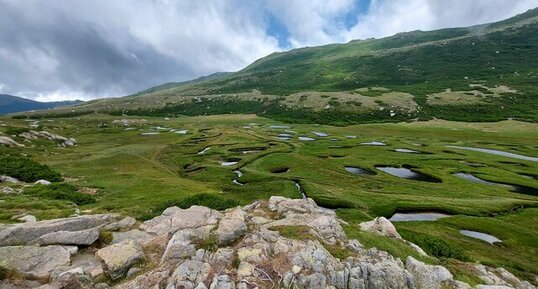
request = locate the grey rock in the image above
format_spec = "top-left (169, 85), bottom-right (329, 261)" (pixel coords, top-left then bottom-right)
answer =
top-left (216, 208), bottom-right (247, 245)
top-left (170, 260), bottom-right (211, 287)
top-left (0, 245), bottom-right (71, 279)
top-left (0, 136), bottom-right (24, 147)
top-left (359, 217), bottom-right (401, 238)
top-left (112, 229), bottom-right (151, 245)
top-left (30, 228), bottom-right (99, 246)
top-left (0, 214), bottom-right (118, 246)
top-left (95, 240), bottom-right (146, 280)
top-left (141, 205), bottom-right (222, 236)
top-left (49, 267), bottom-right (95, 289)
top-left (209, 275), bottom-right (235, 289)
top-left (406, 256), bottom-right (452, 289)
top-left (102, 216), bottom-right (137, 231)
top-left (17, 215), bottom-right (37, 223)
top-left (0, 175), bottom-right (20, 183)
top-left (35, 180), bottom-right (52, 185)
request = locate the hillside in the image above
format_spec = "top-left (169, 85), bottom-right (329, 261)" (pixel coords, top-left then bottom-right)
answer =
top-left (0, 94), bottom-right (82, 115)
top-left (17, 8), bottom-right (538, 124)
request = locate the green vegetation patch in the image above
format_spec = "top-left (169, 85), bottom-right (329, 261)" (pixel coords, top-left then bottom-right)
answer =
top-left (24, 183), bottom-right (96, 205)
top-left (153, 193), bottom-right (239, 214)
top-left (399, 229), bottom-right (470, 261)
top-left (0, 156), bottom-right (62, 182)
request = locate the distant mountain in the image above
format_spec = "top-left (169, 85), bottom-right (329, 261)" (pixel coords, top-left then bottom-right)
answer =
top-left (0, 94), bottom-right (83, 115)
top-left (19, 8), bottom-right (538, 124)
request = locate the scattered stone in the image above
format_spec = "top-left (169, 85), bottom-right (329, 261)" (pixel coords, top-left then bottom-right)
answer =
top-left (102, 216), bottom-right (137, 231)
top-left (0, 175), bottom-right (20, 184)
top-left (216, 208), bottom-right (247, 245)
top-left (17, 215), bottom-right (37, 223)
top-left (34, 180), bottom-right (52, 185)
top-left (95, 240), bottom-right (146, 280)
top-left (359, 217), bottom-right (401, 238)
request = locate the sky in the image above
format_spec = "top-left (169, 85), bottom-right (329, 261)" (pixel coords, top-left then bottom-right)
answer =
top-left (0, 0), bottom-right (537, 101)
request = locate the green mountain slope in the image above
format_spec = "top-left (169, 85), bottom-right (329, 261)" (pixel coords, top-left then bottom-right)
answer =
top-left (20, 8), bottom-right (538, 124)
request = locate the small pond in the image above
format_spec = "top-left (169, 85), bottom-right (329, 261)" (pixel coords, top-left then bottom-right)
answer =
top-left (446, 145), bottom-right (538, 162)
top-left (345, 135), bottom-right (357, 139)
top-left (271, 167), bottom-right (289, 174)
top-left (389, 212), bottom-right (450, 222)
top-left (460, 230), bottom-right (502, 244)
top-left (270, 125), bottom-right (291, 129)
top-left (394, 148), bottom-right (419, 153)
top-left (312, 131), bottom-right (328, 137)
top-left (298, 137), bottom-right (316, 141)
top-left (221, 159), bottom-right (240, 166)
top-left (361, 141), bottom-right (386, 146)
top-left (141, 132), bottom-right (160, 135)
top-left (454, 172), bottom-right (538, 195)
top-left (345, 166), bottom-right (376, 176)
top-left (376, 166), bottom-right (441, 183)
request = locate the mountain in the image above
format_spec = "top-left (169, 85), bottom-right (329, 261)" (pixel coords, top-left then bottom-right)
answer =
top-left (19, 8), bottom-right (538, 124)
top-left (0, 94), bottom-right (83, 115)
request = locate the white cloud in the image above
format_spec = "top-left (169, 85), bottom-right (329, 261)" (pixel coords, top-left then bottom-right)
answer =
top-left (265, 0), bottom-right (355, 47)
top-left (345, 0), bottom-right (538, 40)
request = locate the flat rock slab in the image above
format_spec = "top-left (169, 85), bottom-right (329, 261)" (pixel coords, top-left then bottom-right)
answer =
top-left (0, 214), bottom-right (118, 246)
top-left (30, 228), bottom-right (99, 246)
top-left (0, 245), bottom-right (71, 279)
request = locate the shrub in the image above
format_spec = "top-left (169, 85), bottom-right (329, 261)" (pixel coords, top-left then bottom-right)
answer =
top-left (25, 183), bottom-right (96, 205)
top-left (0, 156), bottom-right (62, 183)
top-left (154, 193), bottom-right (239, 213)
top-left (195, 234), bottom-right (218, 252)
top-left (97, 231), bottom-right (113, 246)
top-left (3, 127), bottom-right (29, 135)
top-left (0, 266), bottom-right (7, 280)
top-left (399, 230), bottom-right (470, 261)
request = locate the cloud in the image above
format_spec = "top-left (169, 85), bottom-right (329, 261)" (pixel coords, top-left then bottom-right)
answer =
top-left (0, 0), bottom-right (536, 101)
top-left (345, 0), bottom-right (538, 40)
top-left (0, 0), bottom-right (279, 101)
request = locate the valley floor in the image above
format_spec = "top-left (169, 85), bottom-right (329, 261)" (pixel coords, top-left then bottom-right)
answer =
top-left (0, 114), bottom-right (537, 283)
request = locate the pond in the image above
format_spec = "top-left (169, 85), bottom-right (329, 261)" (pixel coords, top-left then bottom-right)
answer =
top-left (389, 212), bottom-right (450, 222)
top-left (454, 172), bottom-right (538, 195)
top-left (460, 230), bottom-right (502, 244)
top-left (345, 166), bottom-right (376, 176)
top-left (220, 159), bottom-right (240, 166)
top-left (376, 166), bottom-right (441, 182)
top-left (312, 131), bottom-right (328, 137)
top-left (446, 145), bottom-right (538, 162)
top-left (394, 148), bottom-right (419, 153)
top-left (361, 141), bottom-right (386, 146)
top-left (141, 132), bottom-right (160, 135)
top-left (298, 137), bottom-right (316, 141)
top-left (270, 125), bottom-right (291, 129)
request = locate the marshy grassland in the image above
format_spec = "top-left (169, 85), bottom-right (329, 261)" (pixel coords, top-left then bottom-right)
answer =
top-left (0, 114), bottom-right (537, 281)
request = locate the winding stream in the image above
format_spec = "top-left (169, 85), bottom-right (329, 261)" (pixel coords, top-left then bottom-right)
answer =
top-left (446, 146), bottom-right (538, 162)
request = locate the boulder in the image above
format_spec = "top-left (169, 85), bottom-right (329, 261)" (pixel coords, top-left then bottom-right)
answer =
top-left (0, 214), bottom-right (118, 246)
top-left (18, 215), bottom-right (37, 223)
top-left (95, 240), bottom-right (146, 280)
top-left (141, 205), bottom-right (222, 236)
top-left (0, 175), bottom-right (19, 184)
top-left (101, 216), bottom-right (136, 231)
top-left (0, 245), bottom-right (71, 279)
top-left (406, 256), bottom-right (453, 289)
top-left (0, 136), bottom-right (24, 147)
top-left (359, 217), bottom-right (401, 238)
top-left (216, 208), bottom-right (247, 245)
top-left (35, 180), bottom-right (52, 185)
top-left (209, 275), bottom-right (235, 289)
top-left (30, 228), bottom-right (99, 246)
top-left (49, 267), bottom-right (95, 289)
top-left (169, 260), bottom-right (211, 287)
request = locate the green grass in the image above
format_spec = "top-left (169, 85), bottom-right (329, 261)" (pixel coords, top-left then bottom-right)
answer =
top-left (24, 183), bottom-right (96, 205)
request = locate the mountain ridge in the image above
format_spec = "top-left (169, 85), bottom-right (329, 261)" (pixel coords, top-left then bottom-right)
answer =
top-left (15, 8), bottom-right (538, 124)
top-left (0, 94), bottom-right (83, 115)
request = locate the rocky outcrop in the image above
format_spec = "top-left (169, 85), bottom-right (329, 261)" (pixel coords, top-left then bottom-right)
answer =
top-left (30, 228), bottom-right (100, 246)
top-left (0, 136), bottom-right (24, 147)
top-left (19, 130), bottom-right (76, 147)
top-left (0, 197), bottom-right (535, 289)
top-left (360, 217), bottom-right (401, 238)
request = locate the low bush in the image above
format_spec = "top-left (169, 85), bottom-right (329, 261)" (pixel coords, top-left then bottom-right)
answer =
top-left (25, 183), bottom-right (96, 205)
top-left (0, 156), bottom-right (62, 183)
top-left (399, 230), bottom-right (470, 261)
top-left (154, 193), bottom-right (240, 213)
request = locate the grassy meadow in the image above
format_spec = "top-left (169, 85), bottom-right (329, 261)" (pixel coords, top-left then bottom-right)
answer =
top-left (0, 114), bottom-right (537, 282)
